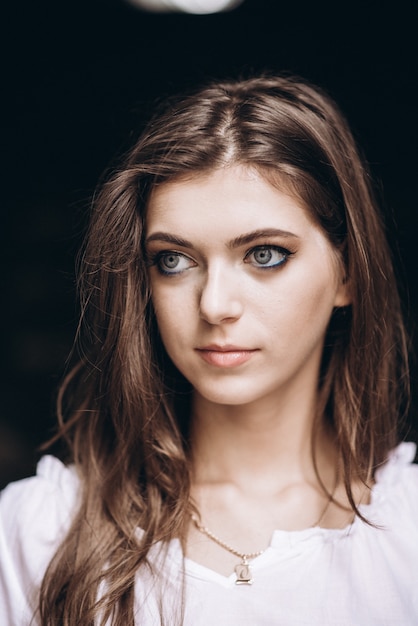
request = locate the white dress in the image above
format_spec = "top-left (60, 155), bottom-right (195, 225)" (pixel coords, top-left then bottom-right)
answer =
top-left (1, 443), bottom-right (418, 625)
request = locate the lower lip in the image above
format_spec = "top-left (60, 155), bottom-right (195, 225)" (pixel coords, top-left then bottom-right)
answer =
top-left (196, 350), bottom-right (256, 368)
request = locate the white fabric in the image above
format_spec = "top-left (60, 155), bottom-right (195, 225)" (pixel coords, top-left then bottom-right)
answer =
top-left (1, 443), bottom-right (418, 625)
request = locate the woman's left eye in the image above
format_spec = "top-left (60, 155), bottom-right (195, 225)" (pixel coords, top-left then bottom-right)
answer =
top-left (245, 245), bottom-right (290, 269)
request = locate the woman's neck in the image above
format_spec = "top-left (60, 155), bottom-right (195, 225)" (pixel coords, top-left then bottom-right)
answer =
top-left (190, 389), bottom-right (337, 494)
top-left (186, 393), bottom-right (354, 577)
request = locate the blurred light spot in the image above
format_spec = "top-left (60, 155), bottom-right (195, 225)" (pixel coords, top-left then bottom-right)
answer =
top-left (125, 0), bottom-right (244, 14)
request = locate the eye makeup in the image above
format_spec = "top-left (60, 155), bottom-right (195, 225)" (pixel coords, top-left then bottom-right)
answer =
top-left (244, 244), bottom-right (294, 269)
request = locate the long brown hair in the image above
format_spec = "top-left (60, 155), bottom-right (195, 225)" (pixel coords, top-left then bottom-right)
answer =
top-left (38, 74), bottom-right (409, 624)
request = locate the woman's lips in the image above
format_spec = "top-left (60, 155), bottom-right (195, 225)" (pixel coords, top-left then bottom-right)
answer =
top-left (196, 346), bottom-right (257, 368)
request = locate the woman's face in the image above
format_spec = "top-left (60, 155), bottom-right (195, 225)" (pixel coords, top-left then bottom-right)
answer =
top-left (145, 165), bottom-right (349, 409)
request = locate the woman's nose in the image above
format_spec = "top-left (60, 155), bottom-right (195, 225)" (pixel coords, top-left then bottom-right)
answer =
top-left (198, 263), bottom-right (243, 324)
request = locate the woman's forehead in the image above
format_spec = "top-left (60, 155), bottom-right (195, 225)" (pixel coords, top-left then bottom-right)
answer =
top-left (145, 165), bottom-right (325, 245)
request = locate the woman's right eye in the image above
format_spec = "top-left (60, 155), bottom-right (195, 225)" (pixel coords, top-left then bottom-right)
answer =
top-left (154, 252), bottom-right (196, 275)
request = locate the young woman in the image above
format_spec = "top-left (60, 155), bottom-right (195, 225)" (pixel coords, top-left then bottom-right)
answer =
top-left (1, 74), bottom-right (417, 625)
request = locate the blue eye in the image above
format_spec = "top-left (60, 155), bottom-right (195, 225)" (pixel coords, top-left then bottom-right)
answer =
top-left (246, 245), bottom-right (289, 268)
top-left (154, 251), bottom-right (196, 275)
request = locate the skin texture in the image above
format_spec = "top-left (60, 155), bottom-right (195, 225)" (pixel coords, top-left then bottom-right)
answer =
top-left (145, 164), bottom-right (352, 574)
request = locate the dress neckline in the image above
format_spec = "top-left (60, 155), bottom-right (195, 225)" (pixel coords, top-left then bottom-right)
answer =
top-left (162, 442), bottom-right (417, 585)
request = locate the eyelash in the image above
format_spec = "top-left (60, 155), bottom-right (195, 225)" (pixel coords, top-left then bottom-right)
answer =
top-left (148, 245), bottom-right (293, 276)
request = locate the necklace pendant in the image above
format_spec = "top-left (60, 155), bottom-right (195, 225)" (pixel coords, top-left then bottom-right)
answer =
top-left (235, 559), bottom-right (253, 585)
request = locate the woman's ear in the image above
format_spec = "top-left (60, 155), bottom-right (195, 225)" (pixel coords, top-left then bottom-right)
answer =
top-left (334, 273), bottom-right (351, 308)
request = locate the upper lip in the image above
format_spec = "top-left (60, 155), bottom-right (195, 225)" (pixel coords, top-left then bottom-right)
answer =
top-left (196, 344), bottom-right (256, 352)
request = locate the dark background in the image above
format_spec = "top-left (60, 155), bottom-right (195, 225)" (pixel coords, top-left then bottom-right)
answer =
top-left (1, 0), bottom-right (417, 488)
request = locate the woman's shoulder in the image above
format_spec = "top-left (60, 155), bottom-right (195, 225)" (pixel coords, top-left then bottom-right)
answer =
top-left (375, 441), bottom-right (418, 487)
top-left (0, 456), bottom-right (81, 622)
top-left (0, 455), bottom-right (80, 536)
top-left (365, 441), bottom-right (418, 525)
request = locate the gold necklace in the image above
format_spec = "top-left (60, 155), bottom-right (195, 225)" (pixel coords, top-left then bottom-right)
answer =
top-left (190, 496), bottom-right (333, 586)
top-left (191, 513), bottom-right (263, 585)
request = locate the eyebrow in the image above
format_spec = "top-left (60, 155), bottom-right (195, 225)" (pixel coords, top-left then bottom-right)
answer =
top-left (145, 228), bottom-right (299, 249)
